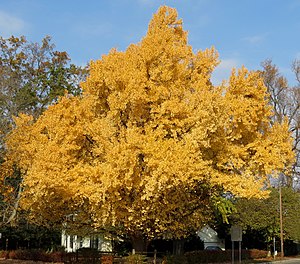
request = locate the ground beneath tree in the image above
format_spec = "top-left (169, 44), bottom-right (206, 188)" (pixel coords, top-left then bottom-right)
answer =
top-left (0, 260), bottom-right (63, 264)
top-left (1, 257), bottom-right (300, 264)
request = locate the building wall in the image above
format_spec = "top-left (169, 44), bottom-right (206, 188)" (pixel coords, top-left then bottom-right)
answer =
top-left (61, 231), bottom-right (112, 252)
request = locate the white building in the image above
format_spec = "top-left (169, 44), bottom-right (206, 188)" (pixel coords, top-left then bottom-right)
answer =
top-left (197, 225), bottom-right (225, 250)
top-left (61, 231), bottom-right (112, 252)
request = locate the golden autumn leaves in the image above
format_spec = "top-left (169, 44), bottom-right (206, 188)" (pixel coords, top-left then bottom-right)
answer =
top-left (2, 6), bottom-right (294, 238)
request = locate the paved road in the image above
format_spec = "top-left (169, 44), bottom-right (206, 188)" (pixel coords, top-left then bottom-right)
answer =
top-left (252, 258), bottom-right (300, 264)
top-left (280, 260), bottom-right (300, 264)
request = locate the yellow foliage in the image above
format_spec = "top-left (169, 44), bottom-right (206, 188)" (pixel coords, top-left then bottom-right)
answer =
top-left (3, 6), bottom-right (294, 238)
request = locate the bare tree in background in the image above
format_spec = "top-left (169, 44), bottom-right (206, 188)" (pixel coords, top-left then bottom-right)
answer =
top-left (261, 59), bottom-right (300, 186)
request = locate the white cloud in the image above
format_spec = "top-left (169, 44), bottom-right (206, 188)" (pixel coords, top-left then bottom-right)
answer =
top-left (0, 10), bottom-right (26, 37)
top-left (211, 58), bottom-right (240, 85)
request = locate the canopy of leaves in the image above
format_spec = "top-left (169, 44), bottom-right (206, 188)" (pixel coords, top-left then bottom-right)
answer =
top-left (3, 6), bottom-right (294, 239)
top-left (0, 35), bottom-right (87, 226)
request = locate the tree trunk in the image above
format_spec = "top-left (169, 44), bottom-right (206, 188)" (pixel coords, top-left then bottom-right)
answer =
top-left (131, 233), bottom-right (147, 253)
top-left (173, 239), bottom-right (184, 255)
top-left (4, 186), bottom-right (22, 225)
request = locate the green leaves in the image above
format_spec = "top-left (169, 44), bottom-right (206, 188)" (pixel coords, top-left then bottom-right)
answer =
top-left (0, 35), bottom-right (87, 132)
top-left (212, 195), bottom-right (236, 224)
top-left (232, 187), bottom-right (300, 242)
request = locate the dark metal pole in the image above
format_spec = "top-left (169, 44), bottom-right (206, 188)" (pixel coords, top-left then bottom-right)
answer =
top-left (232, 241), bottom-right (234, 264)
top-left (239, 241), bottom-right (241, 264)
top-left (279, 185), bottom-right (284, 258)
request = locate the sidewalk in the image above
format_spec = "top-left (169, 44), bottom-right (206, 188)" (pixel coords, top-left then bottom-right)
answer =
top-left (249, 257), bottom-right (300, 263)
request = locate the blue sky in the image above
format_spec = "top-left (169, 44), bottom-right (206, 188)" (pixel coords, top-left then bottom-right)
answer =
top-left (0, 0), bottom-right (299, 85)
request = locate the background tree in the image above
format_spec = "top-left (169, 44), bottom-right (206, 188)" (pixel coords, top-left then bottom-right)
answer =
top-left (261, 59), bottom-right (300, 185)
top-left (232, 187), bottom-right (300, 252)
top-left (4, 6), bottom-right (294, 251)
top-left (0, 35), bottom-right (87, 226)
top-left (0, 35), bottom-right (86, 150)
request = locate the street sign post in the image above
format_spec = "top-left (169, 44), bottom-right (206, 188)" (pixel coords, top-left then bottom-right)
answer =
top-left (230, 225), bottom-right (242, 264)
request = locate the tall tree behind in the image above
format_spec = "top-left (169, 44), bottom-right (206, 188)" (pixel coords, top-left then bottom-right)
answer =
top-left (261, 59), bottom-right (300, 185)
top-left (232, 187), bottom-right (300, 248)
top-left (0, 35), bottom-right (86, 152)
top-left (0, 35), bottom-right (87, 225)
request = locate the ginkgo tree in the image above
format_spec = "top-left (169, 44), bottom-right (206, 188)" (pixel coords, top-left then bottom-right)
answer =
top-left (3, 6), bottom-right (294, 250)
